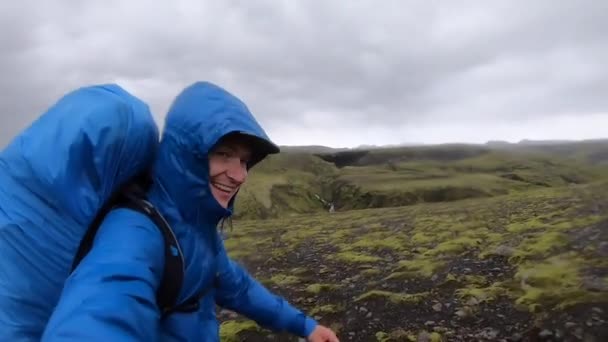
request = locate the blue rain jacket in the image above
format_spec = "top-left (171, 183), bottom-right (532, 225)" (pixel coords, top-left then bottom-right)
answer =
top-left (0, 84), bottom-right (159, 340)
top-left (6, 81), bottom-right (318, 341)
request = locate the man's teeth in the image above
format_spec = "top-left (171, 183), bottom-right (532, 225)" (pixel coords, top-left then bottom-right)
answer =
top-left (213, 183), bottom-right (234, 192)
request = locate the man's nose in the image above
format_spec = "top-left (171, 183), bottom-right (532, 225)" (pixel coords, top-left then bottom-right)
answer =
top-left (226, 160), bottom-right (247, 183)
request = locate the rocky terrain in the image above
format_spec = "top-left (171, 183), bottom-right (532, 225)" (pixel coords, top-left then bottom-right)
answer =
top-left (218, 141), bottom-right (608, 341)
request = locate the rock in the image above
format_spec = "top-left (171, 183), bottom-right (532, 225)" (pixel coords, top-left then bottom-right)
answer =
top-left (359, 306), bottom-right (368, 312)
top-left (476, 327), bottom-right (499, 340)
top-left (573, 327), bottom-right (584, 339)
top-left (565, 322), bottom-right (577, 329)
top-left (424, 321), bottom-right (435, 326)
top-left (433, 326), bottom-right (448, 333)
top-left (366, 312), bottom-right (372, 318)
top-left (591, 307), bottom-right (603, 314)
top-left (455, 307), bottom-right (473, 318)
top-left (597, 241), bottom-right (608, 257)
top-left (466, 297), bottom-right (480, 306)
top-left (538, 329), bottom-right (553, 338)
top-left (494, 245), bottom-right (515, 257)
top-left (582, 276), bottom-right (608, 292)
top-left (432, 303), bottom-right (443, 312)
top-left (508, 332), bottom-right (523, 341)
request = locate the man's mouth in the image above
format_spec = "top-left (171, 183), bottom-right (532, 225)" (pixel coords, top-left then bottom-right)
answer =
top-left (212, 182), bottom-right (236, 194)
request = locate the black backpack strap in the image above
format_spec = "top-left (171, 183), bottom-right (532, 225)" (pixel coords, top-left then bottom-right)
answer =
top-left (162, 277), bottom-right (219, 316)
top-left (120, 193), bottom-right (185, 317)
top-left (71, 190), bottom-right (124, 272)
top-left (70, 188), bottom-right (185, 318)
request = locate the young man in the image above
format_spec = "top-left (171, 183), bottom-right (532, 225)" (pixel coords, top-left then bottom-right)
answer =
top-left (41, 81), bottom-right (339, 341)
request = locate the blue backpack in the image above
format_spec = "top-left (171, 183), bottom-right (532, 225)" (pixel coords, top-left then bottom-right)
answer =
top-left (0, 84), bottom-right (194, 340)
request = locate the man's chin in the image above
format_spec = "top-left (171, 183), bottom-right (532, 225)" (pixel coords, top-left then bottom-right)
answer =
top-left (211, 191), bottom-right (231, 208)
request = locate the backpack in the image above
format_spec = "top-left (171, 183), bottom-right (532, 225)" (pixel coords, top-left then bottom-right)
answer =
top-left (0, 84), bottom-right (210, 341)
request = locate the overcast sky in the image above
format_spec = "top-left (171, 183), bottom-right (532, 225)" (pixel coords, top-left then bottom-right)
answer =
top-left (1, 1), bottom-right (607, 148)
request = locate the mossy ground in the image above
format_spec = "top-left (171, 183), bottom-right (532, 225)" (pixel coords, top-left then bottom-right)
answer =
top-left (218, 179), bottom-right (608, 341)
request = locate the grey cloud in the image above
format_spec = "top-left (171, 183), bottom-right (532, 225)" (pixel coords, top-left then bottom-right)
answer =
top-left (0, 0), bottom-right (606, 147)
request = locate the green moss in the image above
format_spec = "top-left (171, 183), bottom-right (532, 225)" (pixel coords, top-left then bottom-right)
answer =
top-left (350, 235), bottom-right (406, 251)
top-left (506, 217), bottom-right (547, 233)
top-left (438, 273), bottom-right (459, 287)
top-left (426, 236), bottom-right (481, 256)
top-left (393, 257), bottom-right (444, 278)
top-left (227, 249), bottom-right (254, 260)
top-left (281, 228), bottom-right (319, 245)
top-left (269, 274), bottom-right (300, 286)
top-left (361, 268), bottom-right (383, 277)
top-left (429, 332), bottom-right (443, 342)
top-left (356, 290), bottom-right (429, 304)
top-left (327, 228), bottom-right (352, 241)
top-left (376, 329), bottom-right (417, 341)
top-left (219, 320), bottom-right (260, 342)
top-left (411, 232), bottom-right (435, 245)
top-left (290, 267), bottom-right (309, 275)
top-left (306, 283), bottom-right (340, 294)
top-left (459, 275), bottom-right (488, 286)
top-left (552, 214), bottom-right (606, 231)
top-left (456, 282), bottom-right (509, 303)
top-left (510, 231), bottom-right (569, 262)
top-left (224, 235), bottom-right (273, 260)
top-left (310, 304), bottom-right (339, 316)
top-left (375, 331), bottom-right (390, 342)
top-left (513, 253), bottom-right (603, 312)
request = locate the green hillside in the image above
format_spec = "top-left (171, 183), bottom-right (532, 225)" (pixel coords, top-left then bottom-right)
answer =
top-left (234, 142), bottom-right (608, 219)
top-left (234, 152), bottom-right (338, 219)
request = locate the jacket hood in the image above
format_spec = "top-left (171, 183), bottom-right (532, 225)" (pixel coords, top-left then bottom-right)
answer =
top-left (150, 81), bottom-right (279, 228)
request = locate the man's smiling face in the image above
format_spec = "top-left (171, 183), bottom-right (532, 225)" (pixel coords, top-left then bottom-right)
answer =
top-left (207, 135), bottom-right (252, 208)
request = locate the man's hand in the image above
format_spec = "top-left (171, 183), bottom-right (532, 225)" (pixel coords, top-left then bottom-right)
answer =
top-left (307, 325), bottom-right (339, 342)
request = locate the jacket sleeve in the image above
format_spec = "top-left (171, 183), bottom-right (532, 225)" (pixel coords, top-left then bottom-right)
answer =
top-left (41, 209), bottom-right (165, 342)
top-left (213, 236), bottom-right (318, 338)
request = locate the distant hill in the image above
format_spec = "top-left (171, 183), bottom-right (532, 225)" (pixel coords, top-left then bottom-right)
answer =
top-left (485, 139), bottom-right (608, 164)
top-left (234, 140), bottom-right (608, 219)
top-left (278, 145), bottom-right (348, 154)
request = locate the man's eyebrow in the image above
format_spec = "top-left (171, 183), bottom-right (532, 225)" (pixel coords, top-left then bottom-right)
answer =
top-left (215, 144), bottom-right (236, 152)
